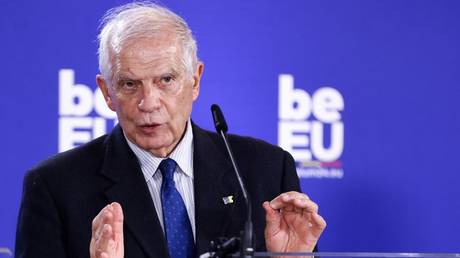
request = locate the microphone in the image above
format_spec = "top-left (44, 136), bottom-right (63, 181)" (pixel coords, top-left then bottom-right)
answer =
top-left (210, 104), bottom-right (254, 258)
top-left (211, 104), bottom-right (228, 133)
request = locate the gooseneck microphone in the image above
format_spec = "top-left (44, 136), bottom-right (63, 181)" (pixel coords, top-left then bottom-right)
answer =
top-left (210, 104), bottom-right (254, 258)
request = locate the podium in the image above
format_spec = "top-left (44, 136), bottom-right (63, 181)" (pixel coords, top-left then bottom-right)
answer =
top-left (217, 252), bottom-right (460, 258)
top-left (2, 250), bottom-right (459, 258)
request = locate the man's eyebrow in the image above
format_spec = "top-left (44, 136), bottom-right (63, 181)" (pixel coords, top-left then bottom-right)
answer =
top-left (116, 75), bottom-right (132, 81)
top-left (165, 68), bottom-right (181, 77)
top-left (115, 67), bottom-right (182, 82)
top-left (116, 74), bottom-right (138, 81)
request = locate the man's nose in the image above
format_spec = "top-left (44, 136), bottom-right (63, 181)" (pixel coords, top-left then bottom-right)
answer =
top-left (138, 83), bottom-right (162, 112)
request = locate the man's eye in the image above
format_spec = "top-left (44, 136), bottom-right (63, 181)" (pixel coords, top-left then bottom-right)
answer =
top-left (120, 80), bottom-right (137, 89)
top-left (125, 81), bottom-right (135, 87)
top-left (161, 75), bottom-right (174, 84)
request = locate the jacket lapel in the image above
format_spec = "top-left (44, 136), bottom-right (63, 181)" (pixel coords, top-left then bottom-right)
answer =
top-left (192, 124), bottom-right (245, 255)
top-left (100, 126), bottom-right (169, 258)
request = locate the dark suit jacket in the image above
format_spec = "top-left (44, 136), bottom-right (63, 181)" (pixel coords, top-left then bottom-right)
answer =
top-left (15, 123), bottom-right (301, 258)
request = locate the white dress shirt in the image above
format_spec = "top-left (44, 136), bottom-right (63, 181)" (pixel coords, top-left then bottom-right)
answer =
top-left (125, 121), bottom-right (196, 239)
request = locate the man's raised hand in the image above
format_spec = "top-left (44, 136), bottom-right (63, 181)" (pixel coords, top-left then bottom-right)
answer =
top-left (263, 191), bottom-right (326, 255)
top-left (90, 202), bottom-right (124, 258)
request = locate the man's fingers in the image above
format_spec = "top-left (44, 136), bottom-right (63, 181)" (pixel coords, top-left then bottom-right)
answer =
top-left (269, 192), bottom-right (318, 213)
top-left (263, 201), bottom-right (278, 220)
top-left (93, 209), bottom-right (114, 246)
top-left (90, 202), bottom-right (125, 258)
top-left (311, 212), bottom-right (327, 231)
top-left (92, 204), bottom-right (114, 235)
top-left (269, 191), bottom-right (310, 208)
top-left (110, 202), bottom-right (124, 247)
top-left (294, 198), bottom-right (319, 213)
top-left (111, 202), bottom-right (124, 222)
top-left (263, 201), bottom-right (281, 236)
top-left (94, 224), bottom-right (114, 257)
top-left (106, 239), bottom-right (117, 257)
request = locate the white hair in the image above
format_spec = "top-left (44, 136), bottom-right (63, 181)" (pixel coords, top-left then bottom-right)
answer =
top-left (97, 2), bottom-right (198, 81)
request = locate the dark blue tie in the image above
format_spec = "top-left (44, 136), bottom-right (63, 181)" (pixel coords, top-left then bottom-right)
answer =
top-left (159, 158), bottom-right (195, 258)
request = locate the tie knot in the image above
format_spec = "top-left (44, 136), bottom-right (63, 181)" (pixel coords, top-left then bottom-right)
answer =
top-left (159, 158), bottom-right (177, 182)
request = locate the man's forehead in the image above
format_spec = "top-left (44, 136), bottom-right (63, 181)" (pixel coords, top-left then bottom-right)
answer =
top-left (120, 38), bottom-right (179, 59)
top-left (112, 37), bottom-right (183, 73)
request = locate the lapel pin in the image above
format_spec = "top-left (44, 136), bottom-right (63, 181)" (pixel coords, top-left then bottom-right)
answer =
top-left (222, 195), bottom-right (234, 205)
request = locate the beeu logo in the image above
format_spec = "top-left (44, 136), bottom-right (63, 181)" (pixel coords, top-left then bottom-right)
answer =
top-left (58, 69), bottom-right (117, 152)
top-left (278, 74), bottom-right (345, 179)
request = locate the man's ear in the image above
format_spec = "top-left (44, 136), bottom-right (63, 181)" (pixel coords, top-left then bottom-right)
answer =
top-left (96, 74), bottom-right (116, 111)
top-left (192, 62), bottom-right (204, 101)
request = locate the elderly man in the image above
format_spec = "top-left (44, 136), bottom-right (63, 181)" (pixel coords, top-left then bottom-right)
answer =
top-left (15, 2), bottom-right (325, 258)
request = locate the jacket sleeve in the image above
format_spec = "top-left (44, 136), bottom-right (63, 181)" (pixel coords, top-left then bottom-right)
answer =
top-left (15, 170), bottom-right (67, 258)
top-left (281, 150), bottom-right (301, 193)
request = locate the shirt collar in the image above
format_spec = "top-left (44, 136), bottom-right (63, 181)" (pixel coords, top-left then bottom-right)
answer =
top-left (124, 120), bottom-right (194, 181)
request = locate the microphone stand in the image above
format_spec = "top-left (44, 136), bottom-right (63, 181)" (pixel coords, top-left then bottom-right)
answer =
top-left (204, 104), bottom-right (254, 258)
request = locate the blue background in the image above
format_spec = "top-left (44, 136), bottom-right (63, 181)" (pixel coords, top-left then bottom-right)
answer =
top-left (1, 0), bottom-right (459, 254)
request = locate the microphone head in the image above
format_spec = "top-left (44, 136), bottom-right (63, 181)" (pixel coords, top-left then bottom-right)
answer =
top-left (211, 104), bottom-right (228, 133)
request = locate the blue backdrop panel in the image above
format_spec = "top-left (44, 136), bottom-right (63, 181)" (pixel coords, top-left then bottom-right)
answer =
top-left (1, 0), bottom-right (459, 254)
